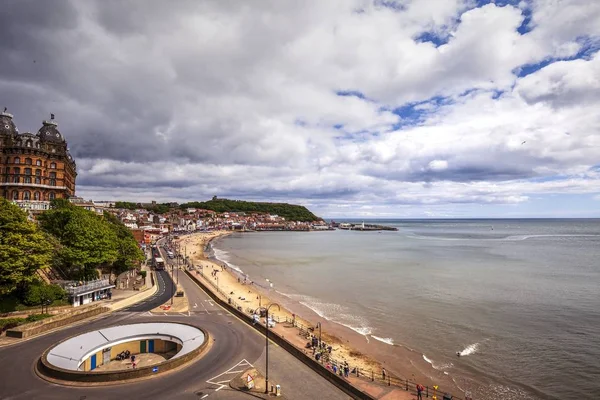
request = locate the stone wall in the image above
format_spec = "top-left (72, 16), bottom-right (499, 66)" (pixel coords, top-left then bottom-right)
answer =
top-left (6, 304), bottom-right (109, 339)
top-left (184, 270), bottom-right (376, 400)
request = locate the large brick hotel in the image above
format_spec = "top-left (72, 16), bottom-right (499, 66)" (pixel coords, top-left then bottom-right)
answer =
top-left (0, 109), bottom-right (77, 212)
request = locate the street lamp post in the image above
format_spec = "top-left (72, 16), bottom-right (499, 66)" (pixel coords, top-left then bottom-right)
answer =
top-left (170, 260), bottom-right (174, 305)
top-left (265, 303), bottom-right (280, 394)
top-left (316, 322), bottom-right (322, 348)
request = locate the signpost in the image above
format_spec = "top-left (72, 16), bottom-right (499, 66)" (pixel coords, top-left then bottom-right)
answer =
top-left (245, 374), bottom-right (254, 389)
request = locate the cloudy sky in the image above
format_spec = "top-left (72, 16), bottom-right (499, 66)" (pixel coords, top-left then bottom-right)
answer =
top-left (1, 0), bottom-right (599, 218)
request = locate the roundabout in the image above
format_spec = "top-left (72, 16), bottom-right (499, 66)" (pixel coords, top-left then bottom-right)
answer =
top-left (0, 266), bottom-right (347, 399)
top-left (37, 322), bottom-right (208, 384)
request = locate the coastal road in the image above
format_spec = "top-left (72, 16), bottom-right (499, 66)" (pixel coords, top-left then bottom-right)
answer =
top-left (0, 263), bottom-right (349, 399)
top-left (121, 269), bottom-right (175, 312)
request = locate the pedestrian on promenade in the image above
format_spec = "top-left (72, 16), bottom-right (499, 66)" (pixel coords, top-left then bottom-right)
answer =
top-left (382, 368), bottom-right (387, 380)
top-left (417, 384), bottom-right (424, 400)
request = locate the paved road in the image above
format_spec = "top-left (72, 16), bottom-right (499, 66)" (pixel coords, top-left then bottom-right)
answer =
top-left (0, 261), bottom-right (349, 399)
top-left (122, 269), bottom-right (175, 312)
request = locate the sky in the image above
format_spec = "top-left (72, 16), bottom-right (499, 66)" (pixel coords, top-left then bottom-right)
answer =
top-left (1, 0), bottom-right (599, 218)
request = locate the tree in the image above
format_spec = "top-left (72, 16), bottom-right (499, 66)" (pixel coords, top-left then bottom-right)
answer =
top-left (39, 201), bottom-right (119, 280)
top-left (0, 199), bottom-right (53, 296)
top-left (104, 212), bottom-right (144, 275)
top-left (23, 282), bottom-right (65, 306)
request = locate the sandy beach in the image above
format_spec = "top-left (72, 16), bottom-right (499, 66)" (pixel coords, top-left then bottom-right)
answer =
top-left (174, 230), bottom-right (465, 399)
top-left (174, 231), bottom-right (383, 376)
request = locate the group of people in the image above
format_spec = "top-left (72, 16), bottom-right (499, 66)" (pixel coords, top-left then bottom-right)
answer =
top-left (329, 360), bottom-right (351, 378)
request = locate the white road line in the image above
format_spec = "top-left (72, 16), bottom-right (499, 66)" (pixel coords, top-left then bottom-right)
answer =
top-left (201, 301), bottom-right (210, 314)
top-left (194, 303), bottom-right (198, 308)
top-left (206, 359), bottom-right (254, 392)
top-left (201, 395), bottom-right (208, 399)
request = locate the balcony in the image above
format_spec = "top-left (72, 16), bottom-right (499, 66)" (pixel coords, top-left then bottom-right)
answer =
top-left (62, 279), bottom-right (114, 296)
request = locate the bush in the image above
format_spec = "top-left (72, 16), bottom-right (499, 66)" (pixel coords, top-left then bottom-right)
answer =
top-left (139, 270), bottom-right (147, 279)
top-left (25, 313), bottom-right (52, 323)
top-left (0, 317), bottom-right (26, 332)
top-left (22, 283), bottom-right (66, 306)
top-left (0, 296), bottom-right (20, 313)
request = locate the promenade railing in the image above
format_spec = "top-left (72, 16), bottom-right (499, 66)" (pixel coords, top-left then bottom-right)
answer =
top-left (190, 262), bottom-right (469, 400)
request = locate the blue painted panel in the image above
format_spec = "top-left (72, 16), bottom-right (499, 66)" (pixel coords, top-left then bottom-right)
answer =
top-left (90, 354), bottom-right (97, 370)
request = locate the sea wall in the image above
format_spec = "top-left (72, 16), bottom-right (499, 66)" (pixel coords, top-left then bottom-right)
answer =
top-left (184, 270), bottom-right (376, 400)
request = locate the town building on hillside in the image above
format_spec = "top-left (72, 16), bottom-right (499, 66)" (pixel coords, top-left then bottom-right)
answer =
top-left (69, 196), bottom-right (104, 215)
top-left (0, 110), bottom-right (77, 212)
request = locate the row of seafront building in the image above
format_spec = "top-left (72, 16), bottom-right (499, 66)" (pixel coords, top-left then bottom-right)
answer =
top-left (64, 199), bottom-right (330, 247)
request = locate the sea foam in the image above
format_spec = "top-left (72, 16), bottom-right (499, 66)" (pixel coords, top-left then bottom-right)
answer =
top-left (212, 247), bottom-right (244, 274)
top-left (459, 342), bottom-right (479, 356)
top-left (371, 336), bottom-right (394, 345)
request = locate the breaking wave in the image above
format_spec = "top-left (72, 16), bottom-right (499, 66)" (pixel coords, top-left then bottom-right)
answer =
top-left (459, 342), bottom-right (480, 356)
top-left (212, 247), bottom-right (244, 274)
top-left (272, 291), bottom-right (373, 337)
top-left (371, 336), bottom-right (394, 346)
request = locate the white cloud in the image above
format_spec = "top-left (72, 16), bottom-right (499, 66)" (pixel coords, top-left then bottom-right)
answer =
top-left (1, 0), bottom-right (599, 216)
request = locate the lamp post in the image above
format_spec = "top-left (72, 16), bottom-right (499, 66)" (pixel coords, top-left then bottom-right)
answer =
top-left (265, 302), bottom-right (280, 394)
top-left (170, 260), bottom-right (174, 305)
top-left (316, 322), bottom-right (322, 348)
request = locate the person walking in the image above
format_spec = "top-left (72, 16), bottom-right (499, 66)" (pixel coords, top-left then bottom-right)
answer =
top-left (382, 368), bottom-right (387, 380)
top-left (417, 384), bottom-right (424, 400)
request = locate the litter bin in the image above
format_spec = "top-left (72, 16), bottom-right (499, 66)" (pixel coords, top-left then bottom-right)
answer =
top-left (275, 384), bottom-right (281, 396)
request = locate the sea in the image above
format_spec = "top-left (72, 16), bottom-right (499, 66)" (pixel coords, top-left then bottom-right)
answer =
top-left (209, 219), bottom-right (600, 400)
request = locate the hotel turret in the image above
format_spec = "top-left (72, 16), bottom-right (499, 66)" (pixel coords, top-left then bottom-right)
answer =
top-left (0, 109), bottom-right (77, 212)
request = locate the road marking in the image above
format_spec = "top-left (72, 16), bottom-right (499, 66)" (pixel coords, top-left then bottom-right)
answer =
top-left (201, 395), bottom-right (208, 399)
top-left (201, 301), bottom-right (210, 314)
top-left (206, 359), bottom-right (254, 392)
top-left (194, 303), bottom-right (198, 308)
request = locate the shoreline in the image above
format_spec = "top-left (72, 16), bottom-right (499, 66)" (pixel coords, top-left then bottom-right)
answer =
top-left (176, 230), bottom-right (463, 397)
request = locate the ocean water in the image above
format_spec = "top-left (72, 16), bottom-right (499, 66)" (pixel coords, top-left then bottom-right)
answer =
top-left (210, 219), bottom-right (600, 400)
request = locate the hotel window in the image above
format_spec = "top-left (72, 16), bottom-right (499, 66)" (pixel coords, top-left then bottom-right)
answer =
top-left (14, 157), bottom-right (20, 164)
top-left (26, 140), bottom-right (32, 148)
top-left (24, 176), bottom-right (32, 184)
top-left (35, 169), bottom-right (41, 176)
top-left (35, 177), bottom-right (41, 184)
top-left (25, 168), bottom-right (31, 175)
top-left (49, 172), bottom-right (56, 186)
top-left (50, 162), bottom-right (56, 169)
top-left (12, 191), bottom-right (19, 200)
top-left (34, 191), bottom-right (40, 200)
top-left (36, 159), bottom-right (42, 166)
top-left (25, 158), bottom-right (32, 165)
top-left (49, 192), bottom-right (56, 200)
top-left (23, 191), bottom-right (31, 201)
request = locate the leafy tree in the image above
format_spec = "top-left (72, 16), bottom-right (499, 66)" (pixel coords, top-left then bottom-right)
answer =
top-left (0, 199), bottom-right (53, 296)
top-left (179, 198), bottom-right (321, 221)
top-left (23, 283), bottom-right (65, 306)
top-left (39, 201), bottom-right (119, 280)
top-left (104, 212), bottom-right (144, 275)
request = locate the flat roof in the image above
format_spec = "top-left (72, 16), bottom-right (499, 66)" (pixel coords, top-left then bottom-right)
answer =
top-left (46, 322), bottom-right (205, 371)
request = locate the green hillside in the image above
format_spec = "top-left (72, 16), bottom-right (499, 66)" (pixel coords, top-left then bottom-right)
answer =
top-left (180, 198), bottom-right (320, 222)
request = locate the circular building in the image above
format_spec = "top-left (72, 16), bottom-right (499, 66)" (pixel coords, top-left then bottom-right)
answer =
top-left (0, 110), bottom-right (76, 212)
top-left (39, 322), bottom-right (208, 383)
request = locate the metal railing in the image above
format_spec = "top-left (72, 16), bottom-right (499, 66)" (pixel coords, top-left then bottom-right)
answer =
top-left (190, 261), bottom-right (470, 400)
top-left (63, 279), bottom-right (113, 296)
